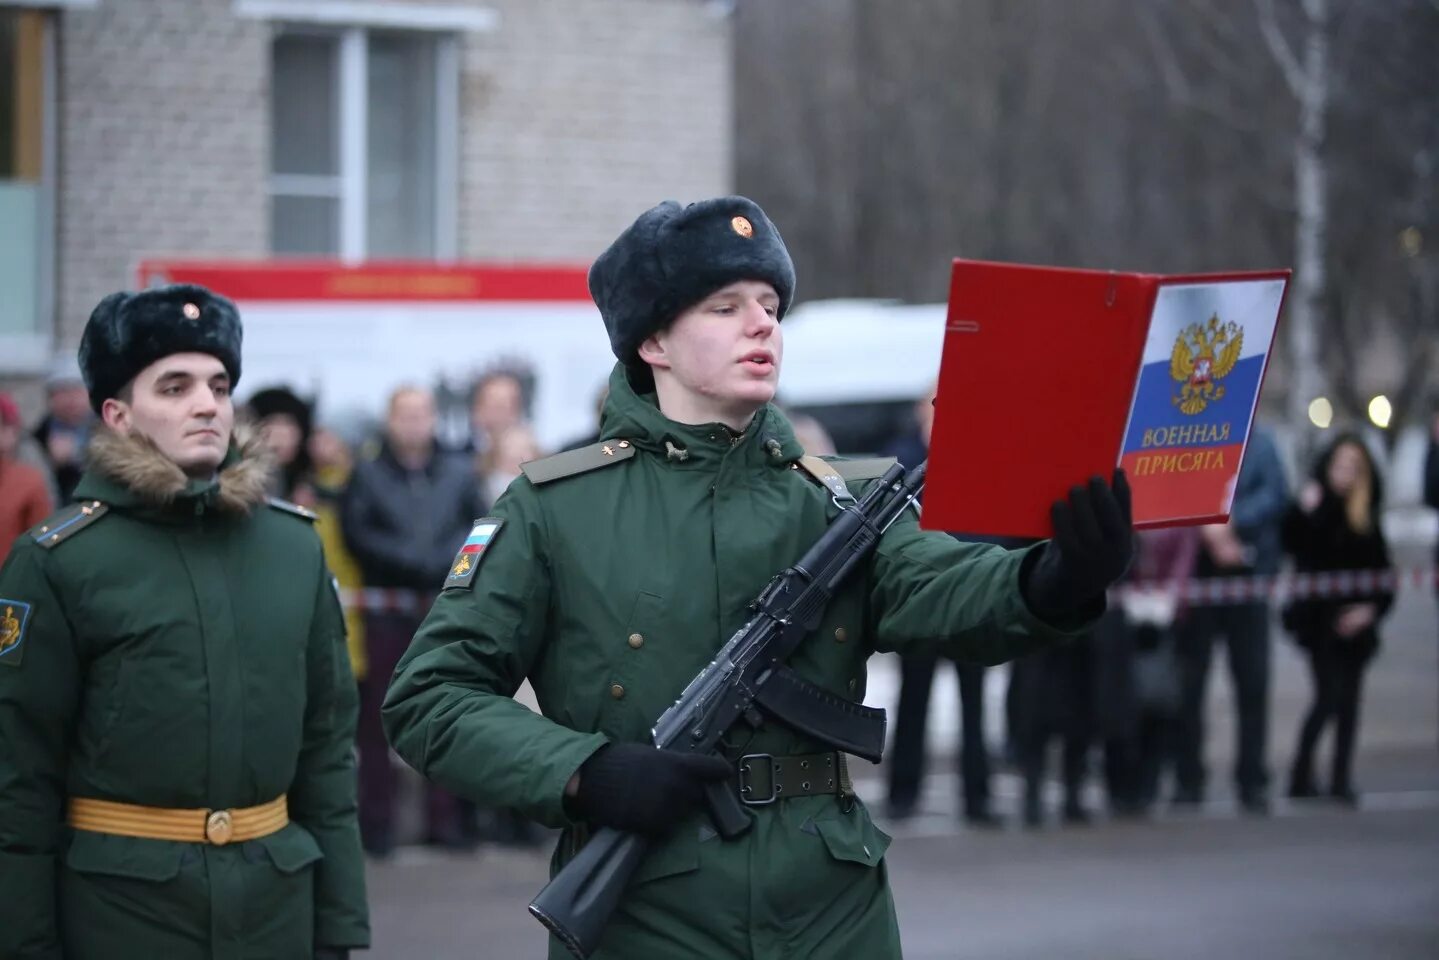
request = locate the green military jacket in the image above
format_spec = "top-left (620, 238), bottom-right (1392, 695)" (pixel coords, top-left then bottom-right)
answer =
top-left (0, 429), bottom-right (369, 960)
top-left (384, 365), bottom-right (1083, 960)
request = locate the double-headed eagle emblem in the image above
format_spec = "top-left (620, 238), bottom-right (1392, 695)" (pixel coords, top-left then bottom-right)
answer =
top-left (1170, 314), bottom-right (1243, 415)
top-left (0, 607), bottom-right (20, 653)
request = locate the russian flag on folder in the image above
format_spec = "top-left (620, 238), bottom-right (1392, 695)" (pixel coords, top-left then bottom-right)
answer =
top-left (1119, 279), bottom-right (1285, 525)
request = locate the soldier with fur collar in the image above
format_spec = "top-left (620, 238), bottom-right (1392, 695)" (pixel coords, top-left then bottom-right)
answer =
top-left (0, 285), bottom-right (369, 960)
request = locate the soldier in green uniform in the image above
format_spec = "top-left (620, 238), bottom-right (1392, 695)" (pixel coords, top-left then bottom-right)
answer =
top-left (383, 197), bottom-right (1133, 959)
top-left (0, 286), bottom-right (369, 959)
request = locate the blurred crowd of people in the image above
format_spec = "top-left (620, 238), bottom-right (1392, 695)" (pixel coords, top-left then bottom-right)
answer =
top-left (3, 359), bottom-right (1436, 850)
top-left (886, 394), bottom-right (1431, 828)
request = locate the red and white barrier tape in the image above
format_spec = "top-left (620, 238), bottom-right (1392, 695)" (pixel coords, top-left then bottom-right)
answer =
top-left (339, 568), bottom-right (1439, 614)
top-left (1115, 567), bottom-right (1439, 606)
top-left (338, 588), bottom-right (435, 615)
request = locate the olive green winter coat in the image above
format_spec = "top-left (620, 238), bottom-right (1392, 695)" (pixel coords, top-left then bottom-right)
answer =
top-left (384, 365), bottom-right (1085, 960)
top-left (0, 430), bottom-right (369, 960)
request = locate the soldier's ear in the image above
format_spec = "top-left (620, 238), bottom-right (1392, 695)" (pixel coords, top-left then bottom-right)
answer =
top-left (100, 395), bottom-right (133, 434)
top-left (635, 332), bottom-right (672, 371)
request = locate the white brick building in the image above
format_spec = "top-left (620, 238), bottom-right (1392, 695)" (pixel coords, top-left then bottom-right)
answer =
top-left (0, 0), bottom-right (731, 400)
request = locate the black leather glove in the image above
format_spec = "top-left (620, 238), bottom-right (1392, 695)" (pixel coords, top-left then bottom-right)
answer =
top-left (1023, 469), bottom-right (1135, 622)
top-left (569, 743), bottom-right (733, 838)
top-left (315, 949), bottom-right (349, 960)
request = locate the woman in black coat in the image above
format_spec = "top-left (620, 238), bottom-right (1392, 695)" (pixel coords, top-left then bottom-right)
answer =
top-left (1282, 434), bottom-right (1394, 804)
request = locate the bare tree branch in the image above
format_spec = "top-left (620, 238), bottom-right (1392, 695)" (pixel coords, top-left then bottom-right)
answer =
top-left (1183, 95), bottom-right (1276, 138)
top-left (1256, 0), bottom-right (1307, 98)
top-left (1136, 3), bottom-right (1192, 101)
top-left (1139, 2), bottom-right (1272, 137)
top-left (1186, 0), bottom-right (1252, 48)
top-left (1180, 0), bottom-right (1273, 92)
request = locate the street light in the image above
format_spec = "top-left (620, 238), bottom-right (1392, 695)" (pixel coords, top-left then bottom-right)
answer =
top-left (1368, 395), bottom-right (1393, 429)
top-left (1307, 397), bottom-right (1333, 429)
top-left (1399, 226), bottom-right (1423, 258)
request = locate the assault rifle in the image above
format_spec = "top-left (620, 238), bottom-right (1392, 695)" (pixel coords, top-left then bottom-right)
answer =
top-left (529, 459), bottom-right (926, 958)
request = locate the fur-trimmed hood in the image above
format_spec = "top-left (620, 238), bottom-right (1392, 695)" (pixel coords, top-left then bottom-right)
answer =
top-left (84, 426), bottom-right (273, 514)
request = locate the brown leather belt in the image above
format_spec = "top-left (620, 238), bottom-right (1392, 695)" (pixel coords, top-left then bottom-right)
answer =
top-left (737, 752), bottom-right (853, 805)
top-left (67, 795), bottom-right (288, 846)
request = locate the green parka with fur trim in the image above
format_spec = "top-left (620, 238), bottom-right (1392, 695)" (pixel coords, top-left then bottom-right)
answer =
top-left (0, 430), bottom-right (369, 960)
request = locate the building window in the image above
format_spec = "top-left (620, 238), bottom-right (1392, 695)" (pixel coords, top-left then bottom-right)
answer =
top-left (0, 6), bottom-right (54, 369)
top-left (269, 27), bottom-right (456, 260)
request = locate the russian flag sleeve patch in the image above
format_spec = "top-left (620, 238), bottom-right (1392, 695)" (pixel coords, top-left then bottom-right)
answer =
top-left (444, 518), bottom-right (505, 590)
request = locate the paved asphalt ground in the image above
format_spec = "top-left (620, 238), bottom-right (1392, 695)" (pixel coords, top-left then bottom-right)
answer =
top-left (364, 549), bottom-right (1439, 959)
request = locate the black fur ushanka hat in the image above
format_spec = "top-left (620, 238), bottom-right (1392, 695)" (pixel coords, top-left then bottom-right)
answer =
top-left (588, 196), bottom-right (796, 369)
top-left (79, 284), bottom-right (242, 412)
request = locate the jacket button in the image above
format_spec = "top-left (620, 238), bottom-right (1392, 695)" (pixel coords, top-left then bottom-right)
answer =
top-left (834, 627), bottom-right (847, 643)
top-left (628, 633), bottom-right (644, 649)
top-left (610, 683), bottom-right (626, 700)
top-left (847, 679), bottom-right (857, 693)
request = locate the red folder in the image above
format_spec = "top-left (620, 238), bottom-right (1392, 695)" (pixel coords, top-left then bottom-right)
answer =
top-left (922, 259), bottom-right (1289, 538)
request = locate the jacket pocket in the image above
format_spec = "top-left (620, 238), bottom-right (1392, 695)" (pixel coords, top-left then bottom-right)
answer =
top-left (631, 821), bottom-right (701, 885)
top-left (761, 804), bottom-right (891, 924)
top-left (814, 809), bottom-right (891, 868)
top-left (65, 831), bottom-right (186, 882)
top-left (256, 822), bottom-right (325, 874)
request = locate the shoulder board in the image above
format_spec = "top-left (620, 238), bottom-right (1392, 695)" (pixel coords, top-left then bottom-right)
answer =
top-left (822, 456), bottom-right (898, 483)
top-left (267, 497), bottom-right (318, 522)
top-left (30, 500), bottom-right (110, 549)
top-left (521, 439), bottom-right (636, 486)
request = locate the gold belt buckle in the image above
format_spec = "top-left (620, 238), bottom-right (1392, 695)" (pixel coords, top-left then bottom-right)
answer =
top-left (205, 809), bottom-right (234, 845)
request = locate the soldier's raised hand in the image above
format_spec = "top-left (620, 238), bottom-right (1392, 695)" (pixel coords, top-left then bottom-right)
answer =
top-left (1022, 469), bottom-right (1135, 622)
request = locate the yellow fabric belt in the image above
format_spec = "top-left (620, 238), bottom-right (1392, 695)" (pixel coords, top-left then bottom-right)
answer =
top-left (67, 795), bottom-right (288, 846)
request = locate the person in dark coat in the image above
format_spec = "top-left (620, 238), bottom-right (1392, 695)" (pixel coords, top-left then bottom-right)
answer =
top-left (1282, 434), bottom-right (1395, 805)
top-left (341, 385), bottom-right (487, 854)
top-left (469, 367), bottom-right (531, 456)
top-left (1174, 423), bottom-right (1288, 813)
top-left (1011, 631), bottom-right (1096, 826)
top-left (883, 385), bottom-right (999, 827)
top-left (1095, 527), bottom-right (1199, 816)
top-left (31, 356), bottom-right (95, 503)
top-left (247, 385), bottom-right (315, 503)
